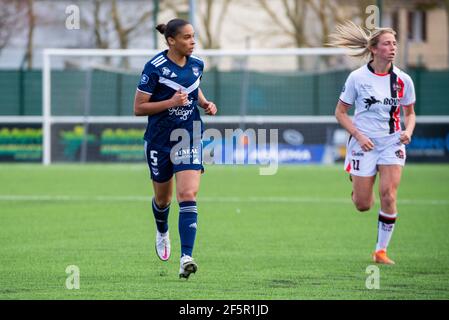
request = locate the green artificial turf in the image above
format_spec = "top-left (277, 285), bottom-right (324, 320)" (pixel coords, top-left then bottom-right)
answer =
top-left (0, 164), bottom-right (448, 299)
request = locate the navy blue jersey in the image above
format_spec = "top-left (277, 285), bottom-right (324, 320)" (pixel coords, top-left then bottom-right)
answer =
top-left (137, 50), bottom-right (204, 151)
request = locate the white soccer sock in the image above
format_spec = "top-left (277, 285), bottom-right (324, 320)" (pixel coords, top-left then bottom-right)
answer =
top-left (375, 211), bottom-right (398, 252)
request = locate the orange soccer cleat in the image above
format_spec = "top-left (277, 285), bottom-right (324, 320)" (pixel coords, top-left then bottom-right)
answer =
top-left (372, 249), bottom-right (395, 265)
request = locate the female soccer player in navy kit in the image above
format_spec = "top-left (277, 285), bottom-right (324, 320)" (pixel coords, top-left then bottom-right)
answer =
top-left (329, 22), bottom-right (416, 264)
top-left (134, 19), bottom-right (217, 278)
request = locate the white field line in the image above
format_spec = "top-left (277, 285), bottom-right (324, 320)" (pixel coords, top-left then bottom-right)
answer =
top-left (0, 195), bottom-right (448, 206)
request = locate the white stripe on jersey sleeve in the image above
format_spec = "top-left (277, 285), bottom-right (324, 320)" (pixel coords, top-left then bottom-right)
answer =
top-left (190, 55), bottom-right (203, 62)
top-left (136, 88), bottom-right (152, 95)
top-left (151, 55), bottom-right (165, 65)
top-left (154, 59), bottom-right (167, 67)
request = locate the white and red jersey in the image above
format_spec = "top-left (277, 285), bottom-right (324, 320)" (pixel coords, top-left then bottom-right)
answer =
top-left (339, 62), bottom-right (416, 138)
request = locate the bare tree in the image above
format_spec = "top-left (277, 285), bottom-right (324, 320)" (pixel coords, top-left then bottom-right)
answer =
top-left (159, 0), bottom-right (187, 14)
top-left (255, 0), bottom-right (378, 47)
top-left (261, 0), bottom-right (311, 68)
top-left (23, 0), bottom-right (35, 69)
top-left (110, 0), bottom-right (153, 50)
top-left (93, 0), bottom-right (110, 49)
top-left (0, 1), bottom-right (16, 50)
top-left (444, 0), bottom-right (449, 67)
top-left (113, 0), bottom-right (153, 67)
top-left (305, 0), bottom-right (349, 68)
top-left (197, 0), bottom-right (232, 49)
top-left (79, 0), bottom-right (154, 67)
top-left (308, 0), bottom-right (347, 46)
top-left (258, 0), bottom-right (310, 48)
top-left (0, 0), bottom-right (26, 52)
top-left (83, 0), bottom-right (153, 50)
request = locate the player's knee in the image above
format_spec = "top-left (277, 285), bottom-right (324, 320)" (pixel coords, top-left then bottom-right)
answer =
top-left (177, 189), bottom-right (197, 202)
top-left (353, 198), bottom-right (372, 212)
top-left (380, 189), bottom-right (396, 207)
top-left (355, 203), bottom-right (372, 212)
top-left (154, 195), bottom-right (172, 208)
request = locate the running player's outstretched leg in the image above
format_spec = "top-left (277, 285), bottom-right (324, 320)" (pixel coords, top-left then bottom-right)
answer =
top-left (351, 175), bottom-right (376, 212)
top-left (373, 165), bottom-right (402, 265)
top-left (176, 170), bottom-right (201, 279)
top-left (152, 179), bottom-right (173, 261)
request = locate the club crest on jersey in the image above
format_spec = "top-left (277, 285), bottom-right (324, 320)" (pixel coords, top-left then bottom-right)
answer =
top-left (140, 74), bottom-right (149, 84)
top-left (395, 149), bottom-right (404, 159)
top-left (363, 96), bottom-right (381, 110)
top-left (192, 67), bottom-right (200, 77)
top-left (162, 67), bottom-right (171, 77)
top-left (392, 81), bottom-right (403, 93)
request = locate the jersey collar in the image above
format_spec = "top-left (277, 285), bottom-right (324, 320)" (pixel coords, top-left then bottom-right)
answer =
top-left (163, 49), bottom-right (191, 69)
top-left (367, 60), bottom-right (394, 76)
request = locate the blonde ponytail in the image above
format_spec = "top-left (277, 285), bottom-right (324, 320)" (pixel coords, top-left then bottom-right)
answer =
top-left (328, 21), bottom-right (396, 60)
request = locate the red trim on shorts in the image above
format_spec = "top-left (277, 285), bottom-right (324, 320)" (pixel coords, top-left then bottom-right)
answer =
top-left (345, 163), bottom-right (351, 173)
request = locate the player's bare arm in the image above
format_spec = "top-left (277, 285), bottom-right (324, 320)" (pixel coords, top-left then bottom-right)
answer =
top-left (198, 88), bottom-right (217, 115)
top-left (400, 104), bottom-right (416, 145)
top-left (335, 100), bottom-right (374, 151)
top-left (133, 89), bottom-right (189, 116)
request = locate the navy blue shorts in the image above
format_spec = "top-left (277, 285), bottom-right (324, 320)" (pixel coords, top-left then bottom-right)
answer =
top-left (144, 141), bottom-right (204, 183)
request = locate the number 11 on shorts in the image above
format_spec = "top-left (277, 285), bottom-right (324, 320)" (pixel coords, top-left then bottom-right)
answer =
top-left (352, 159), bottom-right (360, 171)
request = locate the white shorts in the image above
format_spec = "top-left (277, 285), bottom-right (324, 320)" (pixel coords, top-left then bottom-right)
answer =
top-left (344, 132), bottom-right (406, 177)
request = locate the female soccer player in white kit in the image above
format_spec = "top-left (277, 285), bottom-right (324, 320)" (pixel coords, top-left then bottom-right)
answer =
top-left (329, 22), bottom-right (416, 264)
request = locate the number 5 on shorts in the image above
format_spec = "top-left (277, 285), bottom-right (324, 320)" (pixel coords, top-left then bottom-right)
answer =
top-left (150, 150), bottom-right (158, 166)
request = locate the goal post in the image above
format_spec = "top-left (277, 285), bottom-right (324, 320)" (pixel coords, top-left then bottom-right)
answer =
top-left (42, 49), bottom-right (158, 165)
top-left (41, 47), bottom-right (351, 165)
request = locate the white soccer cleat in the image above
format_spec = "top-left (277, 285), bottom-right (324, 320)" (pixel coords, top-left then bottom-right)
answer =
top-left (155, 231), bottom-right (171, 261)
top-left (179, 255), bottom-right (197, 279)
